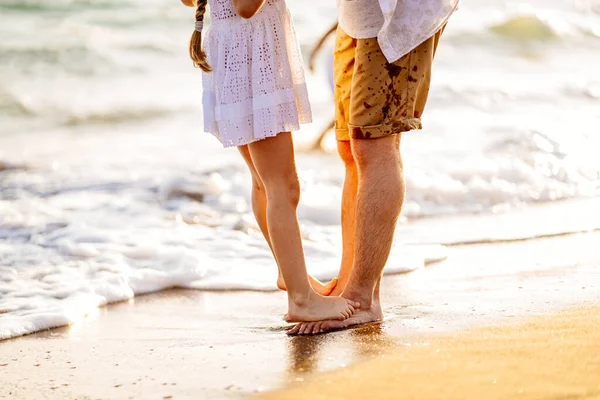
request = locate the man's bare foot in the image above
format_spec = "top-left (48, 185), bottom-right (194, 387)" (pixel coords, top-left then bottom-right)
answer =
top-left (285, 291), bottom-right (360, 323)
top-left (287, 300), bottom-right (383, 335)
top-left (277, 275), bottom-right (338, 296)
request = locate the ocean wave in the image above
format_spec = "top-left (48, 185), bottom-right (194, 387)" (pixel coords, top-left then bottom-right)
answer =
top-left (0, 86), bottom-right (34, 118)
top-left (0, 44), bottom-right (116, 76)
top-left (63, 107), bottom-right (177, 126)
top-left (563, 83), bottom-right (600, 100)
top-left (0, 80), bottom-right (192, 128)
top-left (443, 8), bottom-right (600, 48)
top-left (0, 0), bottom-right (133, 13)
top-left (0, 160), bottom-right (28, 173)
top-left (0, 96), bottom-right (179, 127)
top-left (489, 15), bottom-right (562, 41)
top-left (401, 128), bottom-right (599, 218)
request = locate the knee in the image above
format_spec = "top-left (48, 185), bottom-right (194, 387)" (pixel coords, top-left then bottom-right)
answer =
top-left (282, 176), bottom-right (301, 207)
top-left (351, 143), bottom-right (379, 170)
top-left (265, 174), bottom-right (301, 207)
top-left (352, 137), bottom-right (401, 171)
top-left (337, 140), bottom-right (355, 166)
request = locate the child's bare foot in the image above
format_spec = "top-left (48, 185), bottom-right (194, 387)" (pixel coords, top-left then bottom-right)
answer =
top-left (277, 274), bottom-right (338, 296)
top-left (285, 291), bottom-right (359, 323)
top-left (281, 278), bottom-right (339, 321)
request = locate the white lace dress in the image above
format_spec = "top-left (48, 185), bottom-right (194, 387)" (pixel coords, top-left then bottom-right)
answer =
top-left (202, 0), bottom-right (312, 148)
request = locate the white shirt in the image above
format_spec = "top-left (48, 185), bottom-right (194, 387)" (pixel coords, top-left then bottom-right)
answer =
top-left (337, 0), bottom-right (460, 63)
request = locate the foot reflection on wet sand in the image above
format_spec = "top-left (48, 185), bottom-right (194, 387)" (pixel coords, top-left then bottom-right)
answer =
top-left (285, 321), bottom-right (398, 385)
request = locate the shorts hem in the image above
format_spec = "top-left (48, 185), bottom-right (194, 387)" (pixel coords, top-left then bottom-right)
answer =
top-left (336, 119), bottom-right (423, 141)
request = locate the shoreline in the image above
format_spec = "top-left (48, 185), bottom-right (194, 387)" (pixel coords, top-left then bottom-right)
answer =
top-left (1, 228), bottom-right (599, 399)
top-left (2, 196), bottom-right (599, 342)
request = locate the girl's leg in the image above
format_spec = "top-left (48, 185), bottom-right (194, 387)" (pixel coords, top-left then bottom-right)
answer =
top-left (237, 146), bottom-right (274, 251)
top-left (237, 145), bottom-right (337, 296)
top-left (246, 133), bottom-right (358, 322)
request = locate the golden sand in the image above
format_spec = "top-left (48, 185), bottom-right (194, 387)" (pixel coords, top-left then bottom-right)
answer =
top-left (261, 306), bottom-right (600, 400)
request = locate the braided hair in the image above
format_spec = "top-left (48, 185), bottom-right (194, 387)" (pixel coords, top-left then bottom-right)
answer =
top-left (189, 0), bottom-right (211, 72)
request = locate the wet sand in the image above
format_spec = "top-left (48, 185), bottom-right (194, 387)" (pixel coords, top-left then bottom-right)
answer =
top-left (262, 305), bottom-right (600, 400)
top-left (1, 207), bottom-right (599, 399)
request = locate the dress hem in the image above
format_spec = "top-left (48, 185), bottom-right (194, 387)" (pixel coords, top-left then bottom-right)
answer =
top-left (206, 119), bottom-right (312, 148)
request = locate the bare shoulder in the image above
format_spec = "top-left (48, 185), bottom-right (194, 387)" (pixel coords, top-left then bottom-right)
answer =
top-left (180, 0), bottom-right (195, 7)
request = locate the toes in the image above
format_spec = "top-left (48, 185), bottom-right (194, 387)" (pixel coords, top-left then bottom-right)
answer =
top-left (318, 321), bottom-right (328, 333)
top-left (298, 323), bottom-right (309, 335)
top-left (323, 319), bottom-right (348, 332)
top-left (308, 322), bottom-right (320, 335)
top-left (346, 299), bottom-right (360, 308)
top-left (297, 324), bottom-right (306, 335)
top-left (300, 323), bottom-right (311, 335)
top-left (306, 322), bottom-right (319, 335)
top-left (315, 321), bottom-right (326, 334)
top-left (299, 323), bottom-right (312, 336)
top-left (311, 322), bottom-right (323, 335)
top-left (287, 324), bottom-right (301, 336)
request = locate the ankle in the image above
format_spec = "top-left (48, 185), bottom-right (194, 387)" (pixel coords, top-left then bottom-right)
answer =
top-left (341, 286), bottom-right (375, 309)
top-left (288, 288), bottom-right (315, 307)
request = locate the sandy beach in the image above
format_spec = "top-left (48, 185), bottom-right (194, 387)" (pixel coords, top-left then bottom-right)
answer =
top-left (1, 207), bottom-right (599, 399)
top-left (263, 305), bottom-right (600, 400)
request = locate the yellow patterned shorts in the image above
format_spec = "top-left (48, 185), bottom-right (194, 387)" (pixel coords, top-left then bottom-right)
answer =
top-left (334, 25), bottom-right (445, 141)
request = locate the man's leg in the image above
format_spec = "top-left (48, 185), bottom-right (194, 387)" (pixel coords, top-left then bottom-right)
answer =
top-left (331, 135), bottom-right (406, 330)
top-left (329, 140), bottom-right (358, 296)
top-left (289, 25), bottom-right (445, 335)
top-left (342, 134), bottom-right (404, 306)
top-left (332, 25), bottom-right (445, 304)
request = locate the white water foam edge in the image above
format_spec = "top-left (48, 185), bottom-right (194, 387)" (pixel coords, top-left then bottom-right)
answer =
top-left (0, 235), bottom-right (445, 340)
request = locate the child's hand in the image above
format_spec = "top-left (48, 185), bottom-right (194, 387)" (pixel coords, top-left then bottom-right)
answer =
top-left (181, 0), bottom-right (195, 7)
